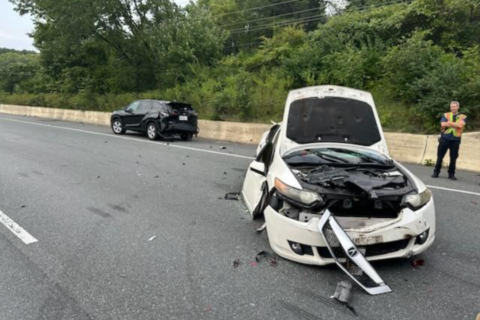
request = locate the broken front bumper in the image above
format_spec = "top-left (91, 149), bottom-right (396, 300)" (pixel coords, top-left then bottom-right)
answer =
top-left (264, 198), bottom-right (435, 266)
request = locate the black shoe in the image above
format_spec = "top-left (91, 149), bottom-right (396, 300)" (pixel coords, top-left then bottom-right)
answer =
top-left (448, 175), bottom-right (457, 181)
top-left (431, 173), bottom-right (439, 178)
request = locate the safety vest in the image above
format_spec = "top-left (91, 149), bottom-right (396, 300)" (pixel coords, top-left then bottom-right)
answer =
top-left (443, 112), bottom-right (466, 137)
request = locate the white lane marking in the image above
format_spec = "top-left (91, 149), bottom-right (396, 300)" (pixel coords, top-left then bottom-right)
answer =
top-left (2, 116), bottom-right (480, 197)
top-left (427, 185), bottom-right (480, 197)
top-left (0, 117), bottom-right (255, 160)
top-left (0, 210), bottom-right (38, 244)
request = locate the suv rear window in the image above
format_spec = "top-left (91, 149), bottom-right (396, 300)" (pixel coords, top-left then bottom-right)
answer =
top-left (168, 102), bottom-right (193, 111)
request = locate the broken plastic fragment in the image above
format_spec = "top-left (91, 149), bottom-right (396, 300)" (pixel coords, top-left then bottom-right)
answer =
top-left (148, 236), bottom-right (157, 242)
top-left (268, 257), bottom-right (278, 267)
top-left (233, 258), bottom-right (240, 268)
top-left (411, 259), bottom-right (425, 268)
top-left (332, 281), bottom-right (352, 304)
top-left (255, 251), bottom-right (267, 263)
top-left (220, 146), bottom-right (227, 150)
top-left (224, 192), bottom-right (240, 200)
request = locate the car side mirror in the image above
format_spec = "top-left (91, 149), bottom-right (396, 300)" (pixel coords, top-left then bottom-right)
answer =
top-left (125, 108), bottom-right (133, 113)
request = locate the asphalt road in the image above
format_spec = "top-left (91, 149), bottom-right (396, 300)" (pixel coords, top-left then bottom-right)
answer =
top-left (0, 114), bottom-right (479, 320)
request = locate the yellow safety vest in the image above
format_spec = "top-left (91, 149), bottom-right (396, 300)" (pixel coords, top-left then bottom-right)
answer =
top-left (443, 112), bottom-right (466, 137)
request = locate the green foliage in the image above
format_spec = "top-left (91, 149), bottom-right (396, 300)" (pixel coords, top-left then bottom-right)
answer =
top-left (2, 0), bottom-right (480, 132)
top-left (423, 159), bottom-right (434, 166)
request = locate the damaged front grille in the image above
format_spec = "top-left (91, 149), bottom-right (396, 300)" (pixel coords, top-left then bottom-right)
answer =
top-left (318, 210), bottom-right (392, 295)
top-left (317, 238), bottom-right (410, 258)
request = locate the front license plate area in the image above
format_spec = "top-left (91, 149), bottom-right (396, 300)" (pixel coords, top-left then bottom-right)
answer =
top-left (352, 235), bottom-right (383, 246)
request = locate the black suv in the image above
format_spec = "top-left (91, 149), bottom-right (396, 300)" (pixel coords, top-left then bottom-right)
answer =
top-left (110, 100), bottom-right (199, 141)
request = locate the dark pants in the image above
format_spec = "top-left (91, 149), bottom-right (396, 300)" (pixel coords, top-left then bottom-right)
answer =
top-left (434, 139), bottom-right (461, 175)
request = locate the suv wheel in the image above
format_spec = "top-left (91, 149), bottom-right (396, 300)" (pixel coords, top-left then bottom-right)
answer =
top-left (181, 133), bottom-right (193, 141)
top-left (147, 123), bottom-right (159, 140)
top-left (112, 119), bottom-right (126, 134)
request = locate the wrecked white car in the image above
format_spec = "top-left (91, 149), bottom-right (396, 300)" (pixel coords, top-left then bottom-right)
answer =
top-left (242, 86), bottom-right (435, 295)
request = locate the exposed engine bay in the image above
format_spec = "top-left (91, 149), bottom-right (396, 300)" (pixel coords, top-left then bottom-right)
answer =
top-left (276, 164), bottom-right (416, 221)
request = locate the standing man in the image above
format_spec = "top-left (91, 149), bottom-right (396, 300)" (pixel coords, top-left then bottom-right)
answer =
top-left (431, 101), bottom-right (467, 180)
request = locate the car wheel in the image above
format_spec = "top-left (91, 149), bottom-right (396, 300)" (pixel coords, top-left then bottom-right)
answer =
top-left (181, 133), bottom-right (193, 141)
top-left (112, 119), bottom-right (126, 134)
top-left (253, 185), bottom-right (268, 220)
top-left (147, 123), bottom-right (159, 140)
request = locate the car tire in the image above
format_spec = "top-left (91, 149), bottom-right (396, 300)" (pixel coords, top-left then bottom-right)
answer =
top-left (147, 123), bottom-right (159, 140)
top-left (181, 133), bottom-right (193, 141)
top-left (111, 119), bottom-right (126, 134)
top-left (252, 184), bottom-right (268, 220)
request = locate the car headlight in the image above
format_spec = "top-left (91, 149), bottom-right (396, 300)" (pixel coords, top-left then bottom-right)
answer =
top-left (403, 189), bottom-right (432, 210)
top-left (275, 178), bottom-right (323, 207)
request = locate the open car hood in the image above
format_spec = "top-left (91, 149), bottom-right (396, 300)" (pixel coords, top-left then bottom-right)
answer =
top-left (280, 86), bottom-right (389, 157)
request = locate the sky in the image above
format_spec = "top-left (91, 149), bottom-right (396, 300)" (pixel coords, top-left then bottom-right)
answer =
top-left (0, 0), bottom-right (192, 51)
top-left (0, 0), bottom-right (36, 51)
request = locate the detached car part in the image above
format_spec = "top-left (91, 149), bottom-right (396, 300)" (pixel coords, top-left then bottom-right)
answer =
top-left (318, 209), bottom-right (392, 295)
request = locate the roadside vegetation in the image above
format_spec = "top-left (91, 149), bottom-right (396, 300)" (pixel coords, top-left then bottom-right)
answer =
top-left (1, 0), bottom-right (479, 133)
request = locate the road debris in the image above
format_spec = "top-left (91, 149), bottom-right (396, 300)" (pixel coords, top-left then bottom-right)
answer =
top-left (21, 205), bottom-right (27, 208)
top-left (411, 259), bottom-right (425, 268)
top-left (224, 171), bottom-right (227, 175)
top-left (331, 281), bottom-right (352, 304)
top-left (182, 163), bottom-right (186, 165)
top-left (203, 306), bottom-right (213, 313)
top-left (255, 250), bottom-right (278, 267)
top-left (268, 257), bottom-right (278, 267)
top-left (250, 261), bottom-right (258, 267)
top-left (256, 223), bottom-right (267, 233)
top-left (331, 281), bottom-right (358, 316)
top-left (97, 176), bottom-right (101, 179)
top-left (224, 192), bottom-right (240, 200)
top-left (154, 175), bottom-right (159, 178)
top-left (233, 258), bottom-right (240, 268)
top-left (148, 236), bottom-right (157, 242)
top-left (220, 146), bottom-right (227, 150)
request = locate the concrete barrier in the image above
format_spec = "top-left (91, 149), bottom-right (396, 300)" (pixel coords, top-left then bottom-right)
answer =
top-left (1, 104), bottom-right (479, 172)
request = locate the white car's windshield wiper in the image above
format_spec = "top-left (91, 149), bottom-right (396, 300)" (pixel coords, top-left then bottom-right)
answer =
top-left (308, 150), bottom-right (351, 164)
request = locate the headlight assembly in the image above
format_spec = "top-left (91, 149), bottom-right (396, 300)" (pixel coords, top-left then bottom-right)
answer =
top-left (275, 178), bottom-right (324, 208)
top-left (402, 189), bottom-right (432, 210)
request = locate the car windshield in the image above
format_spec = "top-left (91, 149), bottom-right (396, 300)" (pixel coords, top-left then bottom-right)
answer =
top-left (283, 148), bottom-right (393, 166)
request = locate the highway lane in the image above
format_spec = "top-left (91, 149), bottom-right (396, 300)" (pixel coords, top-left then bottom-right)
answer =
top-left (0, 114), bottom-right (479, 320)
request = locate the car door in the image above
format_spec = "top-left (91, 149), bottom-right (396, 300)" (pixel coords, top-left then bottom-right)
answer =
top-left (125, 100), bottom-right (152, 129)
top-left (123, 101), bottom-right (141, 127)
top-left (136, 101), bottom-right (153, 130)
top-left (242, 125), bottom-right (280, 217)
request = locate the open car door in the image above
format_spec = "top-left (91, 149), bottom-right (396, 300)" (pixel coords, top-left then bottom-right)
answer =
top-left (242, 125), bottom-right (280, 218)
top-left (242, 159), bottom-right (267, 218)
